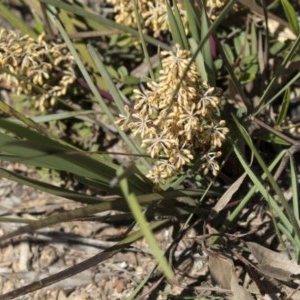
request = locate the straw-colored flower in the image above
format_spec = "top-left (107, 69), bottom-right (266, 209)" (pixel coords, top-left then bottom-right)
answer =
top-left (117, 44), bottom-right (229, 184)
top-left (200, 151), bottom-right (222, 177)
top-left (206, 0), bottom-right (241, 19)
top-left (206, 0), bottom-right (227, 8)
top-left (0, 29), bottom-right (75, 111)
top-left (201, 120), bottom-right (230, 148)
top-left (106, 0), bottom-right (187, 37)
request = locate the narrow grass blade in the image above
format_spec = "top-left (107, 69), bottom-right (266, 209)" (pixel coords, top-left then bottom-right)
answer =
top-left (189, 38), bottom-right (208, 81)
top-left (290, 155), bottom-right (299, 221)
top-left (0, 100), bottom-right (48, 135)
top-left (281, 0), bottom-right (300, 34)
top-left (255, 33), bottom-right (300, 115)
top-left (276, 87), bottom-right (291, 126)
top-left (0, 117), bottom-right (78, 150)
top-left (0, 168), bottom-right (110, 205)
top-left (233, 145), bottom-right (293, 234)
top-left (0, 129), bottom-right (115, 176)
top-left (166, 1), bottom-right (185, 48)
top-left (200, 4), bottom-right (215, 85)
top-left (183, 0), bottom-right (200, 42)
top-left (0, 133), bottom-right (152, 194)
top-left (119, 167), bottom-right (174, 281)
top-left (233, 115), bottom-right (300, 240)
top-left (55, 8), bottom-right (106, 88)
top-left (8, 110), bottom-right (95, 124)
top-left (211, 149), bottom-right (286, 244)
top-left (250, 20), bottom-right (258, 56)
top-left (0, 2), bottom-right (38, 37)
top-left (226, 150), bottom-right (285, 222)
top-left (172, 1), bottom-right (189, 49)
top-left (0, 118), bottom-right (149, 194)
top-left (258, 71), bottom-right (300, 115)
top-left (51, 16), bottom-right (151, 171)
top-left (87, 44), bottom-right (127, 115)
top-left (131, 0), bottom-right (155, 80)
top-left (126, 267), bottom-right (156, 299)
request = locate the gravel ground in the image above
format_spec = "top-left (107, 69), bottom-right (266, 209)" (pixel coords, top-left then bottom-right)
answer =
top-left (0, 170), bottom-right (214, 299)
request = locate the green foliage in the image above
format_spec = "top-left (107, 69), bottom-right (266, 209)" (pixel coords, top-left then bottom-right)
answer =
top-left (0, 0), bottom-right (300, 298)
top-left (281, 0), bottom-right (300, 34)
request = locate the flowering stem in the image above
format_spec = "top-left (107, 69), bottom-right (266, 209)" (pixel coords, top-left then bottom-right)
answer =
top-left (131, 0), bottom-right (155, 80)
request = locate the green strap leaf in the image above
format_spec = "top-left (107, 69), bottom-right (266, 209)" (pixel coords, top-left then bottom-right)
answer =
top-left (281, 0), bottom-right (300, 35)
top-left (119, 167), bottom-right (174, 280)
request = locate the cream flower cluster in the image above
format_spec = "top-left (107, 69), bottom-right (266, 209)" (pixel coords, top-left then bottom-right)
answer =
top-left (106, 0), bottom-right (187, 37)
top-left (117, 45), bottom-right (229, 184)
top-left (0, 29), bottom-right (75, 111)
top-left (206, 0), bottom-right (228, 8)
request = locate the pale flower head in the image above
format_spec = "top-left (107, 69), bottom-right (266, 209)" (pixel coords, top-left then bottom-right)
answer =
top-left (115, 44), bottom-right (229, 184)
top-left (0, 28), bottom-right (75, 111)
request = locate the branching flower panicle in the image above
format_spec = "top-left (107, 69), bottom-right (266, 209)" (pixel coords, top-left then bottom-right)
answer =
top-left (206, 0), bottom-right (242, 19)
top-left (0, 29), bottom-right (75, 111)
top-left (106, 0), bottom-right (187, 37)
top-left (117, 44), bottom-right (229, 184)
top-left (206, 0), bottom-right (228, 8)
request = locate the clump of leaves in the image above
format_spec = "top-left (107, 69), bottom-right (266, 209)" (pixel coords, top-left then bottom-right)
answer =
top-left (0, 0), bottom-right (300, 299)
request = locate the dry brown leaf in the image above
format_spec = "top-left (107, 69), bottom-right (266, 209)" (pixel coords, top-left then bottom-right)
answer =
top-left (230, 272), bottom-right (255, 300)
top-left (209, 254), bottom-right (233, 289)
top-left (208, 254), bottom-right (254, 299)
top-left (247, 242), bottom-right (300, 281)
top-left (209, 172), bottom-right (247, 219)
